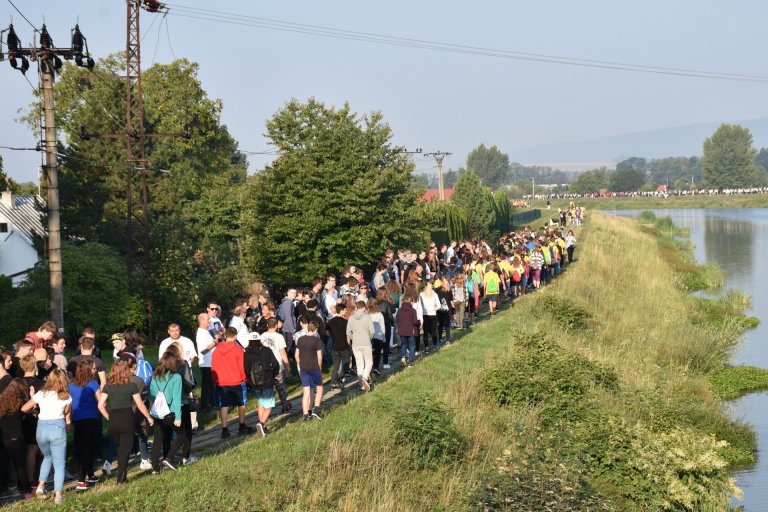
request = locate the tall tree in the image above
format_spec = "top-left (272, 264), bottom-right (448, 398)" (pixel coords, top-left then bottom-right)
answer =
top-left (569, 168), bottom-right (609, 195)
top-left (609, 168), bottom-right (646, 192)
top-left (701, 124), bottom-right (759, 189)
top-left (451, 169), bottom-right (494, 239)
top-left (616, 157), bottom-right (647, 172)
top-left (240, 98), bottom-right (424, 286)
top-left (466, 144), bottom-right (510, 189)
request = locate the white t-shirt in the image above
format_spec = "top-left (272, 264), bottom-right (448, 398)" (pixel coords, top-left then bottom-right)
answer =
top-left (33, 391), bottom-right (72, 420)
top-left (159, 336), bottom-right (198, 366)
top-left (196, 328), bottom-right (215, 368)
top-left (229, 316), bottom-right (250, 348)
top-left (259, 332), bottom-right (287, 370)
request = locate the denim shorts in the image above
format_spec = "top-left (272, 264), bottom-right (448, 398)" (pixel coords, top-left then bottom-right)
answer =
top-left (299, 369), bottom-right (323, 387)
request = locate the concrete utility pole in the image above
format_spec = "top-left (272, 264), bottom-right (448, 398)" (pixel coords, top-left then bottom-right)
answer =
top-left (40, 60), bottom-right (63, 330)
top-left (1, 23), bottom-right (96, 331)
top-left (424, 151), bottom-right (452, 200)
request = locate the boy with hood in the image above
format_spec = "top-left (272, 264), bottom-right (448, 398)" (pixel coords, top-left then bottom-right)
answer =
top-left (345, 301), bottom-right (374, 391)
top-left (212, 327), bottom-right (254, 438)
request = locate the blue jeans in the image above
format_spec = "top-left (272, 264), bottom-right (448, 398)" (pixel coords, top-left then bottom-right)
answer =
top-left (36, 419), bottom-right (67, 492)
top-left (400, 335), bottom-right (416, 364)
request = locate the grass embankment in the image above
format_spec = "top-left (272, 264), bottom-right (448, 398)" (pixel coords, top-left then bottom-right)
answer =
top-left (532, 193), bottom-right (768, 211)
top-left (12, 214), bottom-right (757, 511)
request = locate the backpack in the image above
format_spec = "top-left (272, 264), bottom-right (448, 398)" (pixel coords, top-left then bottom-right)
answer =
top-left (249, 351), bottom-right (277, 389)
top-left (135, 358), bottom-right (153, 386)
top-left (150, 378), bottom-right (173, 419)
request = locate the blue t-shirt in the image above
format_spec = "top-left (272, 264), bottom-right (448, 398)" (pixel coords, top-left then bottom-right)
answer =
top-left (68, 380), bottom-right (100, 421)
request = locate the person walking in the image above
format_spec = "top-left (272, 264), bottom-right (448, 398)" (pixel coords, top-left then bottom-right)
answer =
top-left (21, 369), bottom-right (71, 505)
top-left (244, 335), bottom-right (279, 436)
top-left (98, 361), bottom-right (154, 483)
top-left (395, 296), bottom-right (420, 367)
top-left (211, 328), bottom-right (254, 439)
top-left (295, 321), bottom-right (325, 420)
top-left (149, 353), bottom-right (186, 471)
top-left (346, 301), bottom-right (374, 391)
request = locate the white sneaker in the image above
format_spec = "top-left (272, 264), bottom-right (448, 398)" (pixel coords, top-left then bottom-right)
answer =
top-left (139, 459), bottom-right (152, 470)
top-left (383, 364), bottom-right (391, 370)
top-left (102, 461), bottom-right (112, 476)
top-left (400, 357), bottom-right (406, 365)
top-left (415, 351), bottom-right (420, 356)
top-left (182, 455), bottom-right (198, 465)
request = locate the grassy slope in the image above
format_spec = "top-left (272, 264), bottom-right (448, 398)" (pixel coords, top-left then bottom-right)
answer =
top-left (531, 194), bottom-right (768, 211)
top-left (12, 214), bottom-right (754, 511)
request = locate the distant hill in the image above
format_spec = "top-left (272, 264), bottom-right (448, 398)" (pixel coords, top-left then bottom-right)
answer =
top-left (509, 118), bottom-right (768, 170)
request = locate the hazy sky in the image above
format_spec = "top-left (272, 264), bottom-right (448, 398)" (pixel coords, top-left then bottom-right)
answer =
top-left (2, 0), bottom-right (767, 182)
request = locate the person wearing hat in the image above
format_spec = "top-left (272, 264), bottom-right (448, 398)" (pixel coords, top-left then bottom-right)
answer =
top-left (34, 347), bottom-right (57, 382)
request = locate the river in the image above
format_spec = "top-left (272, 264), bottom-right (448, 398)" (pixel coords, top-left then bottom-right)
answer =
top-left (608, 208), bottom-right (768, 510)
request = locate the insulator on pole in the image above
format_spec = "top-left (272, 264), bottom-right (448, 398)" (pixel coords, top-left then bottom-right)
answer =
top-left (40, 24), bottom-right (54, 49)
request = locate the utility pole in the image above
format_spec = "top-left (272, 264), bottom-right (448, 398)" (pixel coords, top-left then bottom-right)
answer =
top-left (424, 151), bottom-right (452, 200)
top-left (1, 23), bottom-right (95, 332)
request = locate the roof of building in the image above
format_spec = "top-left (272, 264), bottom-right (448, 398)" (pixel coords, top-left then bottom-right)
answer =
top-left (420, 188), bottom-right (454, 201)
top-left (656, 184), bottom-right (668, 193)
top-left (0, 193), bottom-right (46, 242)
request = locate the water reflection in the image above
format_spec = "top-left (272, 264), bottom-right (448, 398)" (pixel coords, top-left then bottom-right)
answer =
top-left (607, 209), bottom-right (768, 511)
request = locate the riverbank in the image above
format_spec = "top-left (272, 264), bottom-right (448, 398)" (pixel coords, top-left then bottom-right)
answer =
top-left (7, 214), bottom-right (754, 511)
top-left (531, 194), bottom-right (768, 211)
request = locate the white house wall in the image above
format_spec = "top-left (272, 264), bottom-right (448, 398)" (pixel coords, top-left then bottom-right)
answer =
top-left (0, 230), bottom-right (40, 285)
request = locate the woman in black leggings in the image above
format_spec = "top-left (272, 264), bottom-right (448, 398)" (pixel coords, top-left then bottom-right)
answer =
top-left (98, 361), bottom-right (154, 483)
top-left (0, 379), bottom-right (32, 497)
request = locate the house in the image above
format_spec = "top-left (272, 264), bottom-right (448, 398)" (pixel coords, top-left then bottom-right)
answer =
top-left (420, 188), bottom-right (454, 201)
top-left (656, 184), bottom-right (668, 194)
top-left (0, 190), bottom-right (46, 285)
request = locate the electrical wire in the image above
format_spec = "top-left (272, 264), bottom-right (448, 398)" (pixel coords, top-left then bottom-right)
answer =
top-left (0, 145), bottom-right (38, 151)
top-left (163, 15), bottom-right (176, 60)
top-left (6, 0), bottom-right (40, 33)
top-left (164, 3), bottom-right (768, 84)
top-left (59, 75), bottom-right (125, 133)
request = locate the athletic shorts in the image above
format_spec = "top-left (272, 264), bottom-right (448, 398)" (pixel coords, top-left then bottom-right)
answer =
top-left (215, 384), bottom-right (245, 408)
top-left (486, 293), bottom-right (499, 302)
top-left (299, 369), bottom-right (323, 387)
top-left (254, 388), bottom-right (275, 409)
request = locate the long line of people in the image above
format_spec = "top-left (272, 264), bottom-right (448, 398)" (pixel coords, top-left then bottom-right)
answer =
top-left (0, 219), bottom-right (580, 505)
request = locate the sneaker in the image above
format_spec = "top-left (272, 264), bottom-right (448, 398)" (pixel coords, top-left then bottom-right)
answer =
top-left (281, 402), bottom-right (293, 414)
top-left (414, 351), bottom-right (420, 357)
top-left (407, 363), bottom-right (413, 368)
top-left (372, 369), bottom-right (381, 377)
top-left (85, 475), bottom-right (99, 485)
top-left (311, 407), bottom-right (322, 420)
top-left (263, 425), bottom-right (271, 435)
top-left (383, 364), bottom-right (391, 370)
top-left (75, 482), bottom-right (91, 491)
top-left (361, 379), bottom-right (371, 392)
top-left (400, 357), bottom-right (406, 365)
top-left (182, 455), bottom-right (198, 465)
top-left (35, 487), bottom-right (47, 499)
top-left (139, 459), bottom-right (153, 471)
top-left (102, 460), bottom-right (113, 476)
top-left (221, 427), bottom-right (231, 439)
top-left (445, 341), bottom-right (451, 346)
top-left (238, 424), bottom-right (255, 435)
top-left (162, 459), bottom-right (177, 471)
top-left (55, 495), bottom-right (63, 505)
top-left (303, 415), bottom-right (311, 422)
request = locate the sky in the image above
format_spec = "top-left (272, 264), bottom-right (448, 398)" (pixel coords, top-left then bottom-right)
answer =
top-left (1, 0), bottom-right (768, 183)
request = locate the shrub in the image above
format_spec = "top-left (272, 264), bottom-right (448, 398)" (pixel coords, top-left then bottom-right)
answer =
top-left (392, 392), bottom-right (464, 468)
top-left (538, 295), bottom-right (592, 331)
top-left (638, 210), bottom-right (657, 223)
top-left (482, 333), bottom-right (617, 424)
top-left (710, 365), bottom-right (768, 400)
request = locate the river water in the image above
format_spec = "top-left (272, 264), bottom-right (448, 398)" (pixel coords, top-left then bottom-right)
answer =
top-left (609, 208), bottom-right (768, 510)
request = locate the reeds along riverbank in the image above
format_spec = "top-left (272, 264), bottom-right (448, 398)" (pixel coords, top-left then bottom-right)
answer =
top-left (6, 213), bottom-right (755, 512)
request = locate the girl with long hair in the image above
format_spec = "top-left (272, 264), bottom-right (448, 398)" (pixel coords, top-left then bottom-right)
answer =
top-left (98, 360), bottom-right (154, 484)
top-left (148, 352), bottom-right (183, 472)
top-left (68, 360), bottom-right (101, 490)
top-left (21, 369), bottom-right (71, 504)
top-left (0, 378), bottom-right (32, 497)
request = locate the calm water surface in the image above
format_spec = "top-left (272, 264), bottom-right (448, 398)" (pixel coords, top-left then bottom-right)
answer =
top-left (609, 208), bottom-right (768, 510)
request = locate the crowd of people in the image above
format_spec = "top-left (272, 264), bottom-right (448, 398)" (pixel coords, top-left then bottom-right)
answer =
top-left (0, 219), bottom-right (581, 505)
top-left (526, 186), bottom-right (768, 201)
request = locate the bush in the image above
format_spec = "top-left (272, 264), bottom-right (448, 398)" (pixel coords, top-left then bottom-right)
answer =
top-left (638, 210), bottom-right (657, 223)
top-left (392, 392), bottom-right (464, 468)
top-left (538, 295), bottom-right (592, 331)
top-left (482, 333), bottom-right (617, 424)
top-left (710, 365), bottom-right (768, 400)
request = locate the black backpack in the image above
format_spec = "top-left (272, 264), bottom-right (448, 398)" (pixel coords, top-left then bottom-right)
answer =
top-left (249, 350), bottom-right (277, 388)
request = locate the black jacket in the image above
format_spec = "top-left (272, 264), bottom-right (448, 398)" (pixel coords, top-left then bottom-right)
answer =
top-left (244, 343), bottom-right (279, 390)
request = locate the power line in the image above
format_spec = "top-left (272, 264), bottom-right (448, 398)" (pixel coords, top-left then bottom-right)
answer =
top-left (163, 3), bottom-right (768, 84)
top-left (6, 0), bottom-right (41, 33)
top-left (0, 145), bottom-right (38, 151)
top-left (163, 15), bottom-right (176, 60)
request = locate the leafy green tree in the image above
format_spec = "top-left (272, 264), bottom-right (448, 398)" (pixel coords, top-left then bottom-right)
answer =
top-left (0, 242), bottom-right (144, 346)
top-left (701, 124), bottom-right (759, 189)
top-left (569, 168), bottom-right (609, 195)
top-left (443, 169), bottom-right (458, 188)
top-left (240, 98), bottom-right (424, 286)
top-left (466, 144), bottom-right (510, 189)
top-left (616, 157), bottom-right (647, 172)
top-left (491, 190), bottom-right (511, 233)
top-left (673, 177), bottom-right (692, 191)
top-left (609, 168), bottom-right (646, 192)
top-left (757, 148), bottom-right (768, 172)
top-left (419, 200), bottom-right (467, 245)
top-left (451, 169), bottom-right (494, 239)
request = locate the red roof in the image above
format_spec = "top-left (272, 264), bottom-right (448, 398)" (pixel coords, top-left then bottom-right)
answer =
top-left (420, 188), bottom-right (454, 201)
top-left (656, 184), bottom-right (668, 193)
